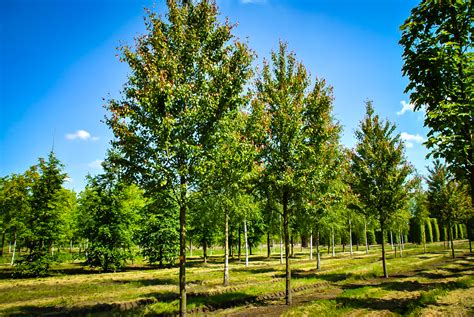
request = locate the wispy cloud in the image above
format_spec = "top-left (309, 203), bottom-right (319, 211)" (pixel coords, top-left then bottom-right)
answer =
top-left (65, 177), bottom-right (73, 183)
top-left (401, 132), bottom-right (425, 148)
top-left (88, 159), bottom-right (104, 169)
top-left (65, 130), bottom-right (99, 141)
top-left (397, 100), bottom-right (415, 116)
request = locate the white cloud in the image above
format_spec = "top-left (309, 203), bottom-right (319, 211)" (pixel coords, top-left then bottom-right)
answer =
top-left (65, 177), bottom-right (73, 183)
top-left (401, 132), bottom-right (425, 144)
top-left (65, 130), bottom-right (99, 141)
top-left (88, 159), bottom-right (104, 169)
top-left (405, 142), bottom-right (414, 149)
top-left (397, 100), bottom-right (415, 116)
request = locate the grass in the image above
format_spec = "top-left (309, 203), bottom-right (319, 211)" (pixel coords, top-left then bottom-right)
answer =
top-left (0, 240), bottom-right (472, 316)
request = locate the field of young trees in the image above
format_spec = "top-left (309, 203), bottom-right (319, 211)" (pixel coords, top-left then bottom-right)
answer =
top-left (0, 0), bottom-right (472, 316)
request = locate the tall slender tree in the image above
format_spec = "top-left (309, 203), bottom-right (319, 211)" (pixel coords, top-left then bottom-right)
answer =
top-left (349, 102), bottom-right (412, 278)
top-left (251, 41), bottom-right (338, 304)
top-left (105, 1), bottom-right (253, 314)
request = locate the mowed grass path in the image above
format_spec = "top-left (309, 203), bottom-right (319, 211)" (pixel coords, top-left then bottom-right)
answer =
top-left (0, 241), bottom-right (472, 316)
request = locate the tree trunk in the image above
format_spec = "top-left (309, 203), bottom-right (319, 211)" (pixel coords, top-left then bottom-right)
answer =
top-left (189, 239), bottom-right (192, 257)
top-left (349, 220), bottom-right (353, 257)
top-left (69, 239), bottom-right (73, 253)
top-left (449, 224), bottom-right (455, 259)
top-left (364, 220), bottom-right (369, 254)
top-left (423, 220), bottom-right (427, 254)
top-left (309, 232), bottom-right (313, 260)
top-left (331, 227), bottom-right (335, 257)
top-left (179, 183), bottom-right (187, 317)
top-left (390, 230), bottom-right (394, 250)
top-left (0, 231), bottom-right (5, 257)
top-left (244, 219), bottom-right (249, 268)
top-left (11, 233), bottom-right (17, 266)
top-left (283, 190), bottom-right (291, 305)
top-left (399, 231), bottom-right (403, 257)
top-left (203, 241), bottom-right (207, 263)
top-left (381, 226), bottom-right (388, 278)
top-left (267, 231), bottom-right (271, 258)
top-left (316, 230), bottom-right (321, 270)
top-left (224, 210), bottom-right (229, 286)
top-left (238, 225), bottom-right (241, 260)
top-left (279, 228), bottom-right (283, 265)
top-left (290, 235), bottom-right (294, 258)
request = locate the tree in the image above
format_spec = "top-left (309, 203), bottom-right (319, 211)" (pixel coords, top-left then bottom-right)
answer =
top-left (104, 1), bottom-right (253, 314)
top-left (251, 41), bottom-right (338, 304)
top-left (349, 102), bottom-right (412, 278)
top-left (137, 193), bottom-right (179, 267)
top-left (400, 1), bottom-right (473, 202)
top-left (78, 175), bottom-right (144, 271)
top-left (426, 160), bottom-right (472, 258)
top-left (14, 152), bottom-right (67, 277)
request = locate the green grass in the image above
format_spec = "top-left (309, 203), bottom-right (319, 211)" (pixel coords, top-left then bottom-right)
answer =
top-left (0, 240), bottom-right (472, 316)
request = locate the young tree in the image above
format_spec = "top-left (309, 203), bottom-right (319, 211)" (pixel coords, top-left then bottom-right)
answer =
top-left (426, 160), bottom-right (472, 258)
top-left (251, 41), bottom-right (338, 304)
top-left (400, 1), bottom-right (473, 201)
top-left (78, 175), bottom-right (144, 271)
top-left (104, 1), bottom-right (253, 314)
top-left (15, 152), bottom-right (67, 276)
top-left (349, 102), bottom-right (412, 278)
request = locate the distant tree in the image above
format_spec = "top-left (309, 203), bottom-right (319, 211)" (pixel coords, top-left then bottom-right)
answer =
top-left (251, 41), bottom-right (338, 304)
top-left (426, 160), bottom-right (472, 258)
top-left (104, 1), bottom-right (253, 313)
top-left (400, 0), bottom-right (473, 202)
top-left (13, 152), bottom-right (67, 277)
top-left (410, 177), bottom-right (429, 252)
top-left (349, 103), bottom-right (412, 278)
top-left (78, 175), bottom-right (144, 271)
top-left (137, 193), bottom-right (179, 267)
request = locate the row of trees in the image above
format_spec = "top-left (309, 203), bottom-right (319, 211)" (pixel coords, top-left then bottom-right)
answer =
top-left (1, 0), bottom-right (472, 315)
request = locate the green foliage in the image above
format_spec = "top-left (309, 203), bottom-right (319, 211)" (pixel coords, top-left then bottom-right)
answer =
top-left (137, 195), bottom-right (179, 267)
top-left (400, 0), bottom-right (473, 190)
top-left (78, 176), bottom-right (144, 272)
top-left (427, 160), bottom-right (472, 228)
top-left (15, 151), bottom-right (67, 277)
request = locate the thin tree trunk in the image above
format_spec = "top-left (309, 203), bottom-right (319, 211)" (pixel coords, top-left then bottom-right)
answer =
top-left (390, 230), bottom-right (394, 250)
top-left (331, 227), bottom-right (335, 257)
top-left (423, 220), bottom-right (427, 254)
top-left (309, 232), bottom-right (313, 260)
top-left (11, 233), bottom-right (17, 266)
top-left (449, 224), bottom-right (455, 259)
top-left (399, 231), bottom-right (403, 257)
top-left (283, 190), bottom-right (291, 305)
top-left (244, 219), bottom-right (249, 268)
top-left (316, 230), bottom-right (321, 270)
top-left (267, 231), bottom-right (271, 258)
top-left (179, 181), bottom-right (187, 317)
top-left (290, 235), bottom-right (294, 258)
top-left (224, 210), bottom-right (229, 286)
top-left (203, 241), bottom-right (207, 263)
top-left (238, 225), bottom-right (241, 260)
top-left (401, 231), bottom-right (405, 250)
top-left (69, 239), bottom-right (73, 254)
top-left (189, 239), bottom-right (192, 257)
top-left (279, 229), bottom-right (283, 264)
top-left (364, 220), bottom-right (369, 254)
top-left (0, 231), bottom-right (5, 257)
top-left (381, 226), bottom-right (388, 278)
top-left (349, 220), bottom-right (353, 257)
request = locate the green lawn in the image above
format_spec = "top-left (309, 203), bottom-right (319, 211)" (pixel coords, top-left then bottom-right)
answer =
top-left (0, 241), bottom-right (472, 316)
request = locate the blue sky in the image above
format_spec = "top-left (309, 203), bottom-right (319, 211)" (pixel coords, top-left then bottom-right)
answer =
top-left (0, 0), bottom-right (428, 192)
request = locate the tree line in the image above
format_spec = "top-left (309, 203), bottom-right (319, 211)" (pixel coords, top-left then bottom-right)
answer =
top-left (0, 0), bottom-right (472, 316)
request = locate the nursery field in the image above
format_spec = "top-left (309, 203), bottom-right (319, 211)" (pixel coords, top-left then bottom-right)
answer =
top-left (0, 241), bottom-right (473, 316)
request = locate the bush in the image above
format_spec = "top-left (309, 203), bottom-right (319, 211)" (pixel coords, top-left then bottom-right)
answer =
top-left (13, 253), bottom-right (53, 278)
top-left (431, 218), bottom-right (440, 242)
top-left (425, 219), bottom-right (433, 243)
